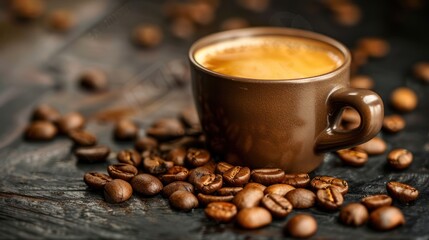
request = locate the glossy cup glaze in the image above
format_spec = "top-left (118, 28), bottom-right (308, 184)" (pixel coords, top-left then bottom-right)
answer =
top-left (189, 27), bottom-right (383, 173)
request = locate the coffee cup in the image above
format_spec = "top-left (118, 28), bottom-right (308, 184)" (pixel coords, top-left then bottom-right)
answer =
top-left (189, 27), bottom-right (383, 173)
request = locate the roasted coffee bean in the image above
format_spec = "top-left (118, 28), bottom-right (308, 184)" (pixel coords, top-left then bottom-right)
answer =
top-left (169, 190), bottom-right (198, 211)
top-left (220, 17), bottom-right (249, 31)
top-left (285, 188), bottom-right (316, 209)
top-left (180, 107), bottom-right (200, 128)
top-left (284, 214), bottom-right (317, 238)
top-left (311, 176), bottom-right (349, 195)
top-left (316, 187), bottom-right (344, 210)
top-left (350, 75), bottom-right (374, 89)
top-left (194, 173), bottom-right (223, 194)
top-left (339, 203), bottom-right (369, 226)
top-left (282, 173), bottom-right (310, 188)
top-left (12, 0), bottom-right (45, 20)
top-left (244, 182), bottom-right (266, 191)
top-left (356, 137), bottom-right (386, 155)
top-left (68, 130), bottom-right (97, 146)
top-left (131, 174), bottom-right (163, 196)
top-left (143, 155), bottom-right (170, 174)
top-left (146, 118), bottom-right (185, 141)
top-left (31, 104), bottom-right (60, 122)
top-left (237, 0), bottom-right (270, 12)
top-left (370, 206), bottom-right (405, 231)
top-left (117, 149), bottom-right (141, 166)
top-left (261, 193), bottom-right (293, 218)
top-left (25, 121), bottom-right (57, 140)
top-left (205, 202), bottom-right (237, 223)
top-left (49, 9), bottom-right (75, 32)
top-left (170, 17), bottom-right (195, 40)
top-left (357, 37), bottom-right (390, 58)
top-left (390, 87), bottom-right (418, 112)
top-left (197, 193), bottom-right (234, 206)
top-left (383, 115), bottom-right (406, 133)
top-left (79, 69), bottom-right (107, 92)
top-left (386, 181), bottom-right (419, 203)
top-left (215, 161), bottom-right (233, 174)
top-left (217, 187), bottom-right (243, 196)
top-left (160, 166), bottom-right (189, 184)
top-left (331, 2), bottom-right (361, 27)
top-left (188, 166), bottom-right (213, 185)
top-left (165, 147), bottom-right (186, 166)
top-left (251, 168), bottom-right (285, 185)
top-left (133, 24), bottom-right (163, 48)
top-left (341, 108), bottom-right (361, 124)
top-left (162, 181), bottom-right (194, 198)
top-left (114, 119), bottom-right (138, 141)
top-left (186, 148), bottom-right (211, 167)
top-left (237, 207), bottom-right (272, 229)
top-left (413, 62), bottom-right (429, 83)
top-left (75, 146), bottom-right (110, 163)
top-left (233, 187), bottom-right (264, 209)
top-left (57, 112), bottom-right (85, 133)
top-left (103, 179), bottom-right (133, 203)
top-left (107, 164), bottom-right (138, 181)
top-left (337, 148), bottom-right (368, 167)
top-left (387, 149), bottom-right (413, 170)
top-left (135, 137), bottom-right (158, 152)
top-left (361, 194), bottom-right (392, 211)
top-left (188, 1), bottom-right (215, 25)
top-left (264, 184), bottom-right (295, 196)
top-left (83, 172), bottom-right (112, 190)
top-left (223, 166), bottom-right (250, 187)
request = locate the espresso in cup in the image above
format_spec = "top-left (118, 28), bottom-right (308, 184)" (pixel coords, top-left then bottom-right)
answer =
top-left (194, 35), bottom-right (345, 80)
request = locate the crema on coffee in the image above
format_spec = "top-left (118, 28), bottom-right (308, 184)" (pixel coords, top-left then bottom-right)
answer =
top-left (194, 35), bottom-right (345, 80)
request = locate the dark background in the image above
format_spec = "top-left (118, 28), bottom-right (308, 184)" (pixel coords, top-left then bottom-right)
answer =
top-left (0, 0), bottom-right (428, 239)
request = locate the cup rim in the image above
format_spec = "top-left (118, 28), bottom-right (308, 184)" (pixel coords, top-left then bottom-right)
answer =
top-left (189, 27), bottom-right (351, 83)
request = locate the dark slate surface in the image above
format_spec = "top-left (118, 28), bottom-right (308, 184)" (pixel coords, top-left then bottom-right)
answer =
top-left (0, 0), bottom-right (428, 239)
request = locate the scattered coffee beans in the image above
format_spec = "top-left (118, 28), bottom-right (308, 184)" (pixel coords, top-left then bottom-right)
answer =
top-left (237, 207), bottom-right (272, 229)
top-left (162, 181), bottom-right (194, 198)
top-left (356, 137), bottom-right (386, 155)
top-left (341, 108), bottom-right (361, 124)
top-left (146, 118), bottom-right (185, 141)
top-left (370, 206), bottom-right (405, 231)
top-left (222, 166), bottom-right (250, 187)
top-left (237, 0), bottom-right (270, 13)
top-left (160, 166), bottom-right (190, 184)
top-left (339, 203), bottom-right (369, 226)
top-left (114, 119), bottom-right (138, 141)
top-left (386, 181), bottom-right (419, 203)
top-left (284, 214), bottom-right (317, 238)
top-left (117, 149), bottom-right (142, 166)
top-left (337, 148), bottom-right (368, 167)
top-left (245, 182), bottom-right (267, 191)
top-left (220, 17), bottom-right (249, 31)
top-left (361, 194), bottom-right (392, 210)
top-left (131, 174), bottom-right (163, 196)
top-left (217, 187), bottom-right (243, 196)
top-left (251, 168), bottom-right (285, 185)
top-left (135, 136), bottom-right (158, 152)
top-left (133, 24), bottom-right (163, 48)
top-left (357, 37), bottom-right (390, 58)
top-left (285, 188), bottom-right (316, 209)
top-left (83, 172), bottom-right (112, 190)
top-left (261, 193), bottom-right (293, 218)
top-left (387, 149), bottom-right (413, 170)
top-left (330, 2), bottom-right (361, 26)
top-left (169, 190), bottom-right (198, 211)
top-left (316, 187), bottom-right (344, 210)
top-left (57, 112), bottom-right (85, 133)
top-left (215, 162), bottom-right (234, 174)
top-left (194, 173), bottom-right (223, 194)
top-left (25, 121), bottom-right (57, 140)
top-left (143, 155), bottom-right (171, 174)
top-left (311, 176), bottom-right (349, 195)
top-left (186, 148), bottom-right (211, 167)
top-left (204, 202), bottom-right (237, 222)
top-left (11, 0), bottom-right (45, 20)
top-left (350, 75), bottom-right (374, 89)
top-left (390, 87), bottom-right (418, 112)
top-left (264, 184), bottom-right (295, 196)
top-left (233, 187), bottom-right (264, 209)
top-left (413, 62), bottom-right (429, 83)
top-left (31, 104), bottom-right (60, 122)
top-left (282, 173), bottom-right (310, 188)
top-left (165, 147), bottom-right (187, 166)
top-left (107, 163), bottom-right (138, 181)
top-left (104, 179), bottom-right (133, 203)
top-left (68, 130), bottom-right (97, 146)
top-left (49, 9), bottom-right (75, 32)
top-left (197, 193), bottom-right (234, 206)
top-left (170, 17), bottom-right (195, 40)
top-left (79, 69), bottom-right (107, 92)
top-left (75, 146), bottom-right (110, 163)
top-left (383, 114), bottom-right (406, 133)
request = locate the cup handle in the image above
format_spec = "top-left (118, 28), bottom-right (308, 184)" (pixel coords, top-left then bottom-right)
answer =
top-left (315, 88), bottom-right (384, 153)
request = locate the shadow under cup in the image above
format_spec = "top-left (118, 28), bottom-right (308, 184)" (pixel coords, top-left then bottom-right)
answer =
top-left (189, 27), bottom-right (384, 173)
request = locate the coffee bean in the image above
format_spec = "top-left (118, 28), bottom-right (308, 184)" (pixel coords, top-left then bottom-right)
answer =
top-left (237, 207), bottom-right (272, 229)
top-left (387, 149), bottom-right (413, 170)
top-left (68, 130), bottom-right (97, 146)
top-left (386, 181), bottom-right (419, 203)
top-left (107, 163), bottom-right (138, 181)
top-left (169, 190), bottom-right (198, 211)
top-left (331, 2), bottom-right (361, 26)
top-left (370, 206), bottom-right (405, 231)
top-left (117, 149), bottom-right (141, 167)
top-left (390, 87), bottom-right (418, 112)
top-left (337, 148), bottom-right (368, 167)
top-left (180, 106), bottom-right (200, 128)
top-left (11, 0), bottom-right (45, 20)
top-left (79, 69), bottom-right (107, 92)
top-left (222, 166), bottom-right (250, 187)
top-left (282, 173), bottom-right (310, 188)
top-left (135, 137), bottom-right (158, 152)
top-left (361, 194), bottom-right (392, 211)
top-left (197, 193), bottom-right (234, 206)
top-left (165, 147), bottom-right (186, 166)
top-left (114, 119), bottom-right (138, 141)
top-left (188, 166), bottom-right (214, 185)
top-left (75, 146), bottom-right (110, 163)
top-left (31, 104), bottom-right (60, 122)
top-left (339, 203), bottom-right (369, 227)
top-left (162, 181), bottom-right (194, 198)
top-left (237, 0), bottom-right (270, 13)
top-left (160, 166), bottom-right (190, 184)
top-left (188, 1), bottom-right (215, 25)
top-left (170, 17), bottom-right (195, 40)
top-left (284, 214), bottom-right (317, 238)
top-left (133, 24), bottom-right (163, 48)
top-left (413, 62), bottom-right (429, 83)
top-left (383, 115), bottom-right (406, 133)
top-left (217, 187), bottom-right (243, 196)
top-left (357, 37), bottom-right (390, 58)
top-left (194, 173), bottom-right (223, 194)
top-left (233, 187), bottom-right (264, 209)
top-left (103, 179), bottom-right (133, 203)
top-left (285, 188), bottom-right (316, 209)
top-left (261, 193), bottom-right (293, 218)
top-left (83, 172), bottom-right (112, 190)
top-left (143, 155), bottom-right (170, 174)
top-left (311, 176), bottom-right (349, 195)
top-left (244, 182), bottom-right (266, 191)
top-left (146, 118), bottom-right (185, 141)
top-left (356, 137), bottom-right (386, 155)
top-left (341, 108), bottom-right (360, 124)
top-left (220, 17), bottom-right (249, 31)
top-left (264, 184), bottom-right (295, 196)
top-left (57, 112), bottom-right (85, 134)
top-left (25, 121), bottom-right (57, 140)
top-left (49, 9), bottom-right (75, 32)
top-left (186, 148), bottom-right (211, 167)
top-left (131, 174), bottom-right (163, 196)
top-left (251, 168), bottom-right (285, 185)
top-left (316, 187), bottom-right (344, 210)
top-left (350, 75), bottom-right (374, 89)
top-left (204, 202), bottom-right (237, 223)
top-left (215, 161), bottom-right (233, 174)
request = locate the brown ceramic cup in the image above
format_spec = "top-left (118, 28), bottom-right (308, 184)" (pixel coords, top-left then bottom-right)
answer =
top-left (189, 27), bottom-right (384, 173)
